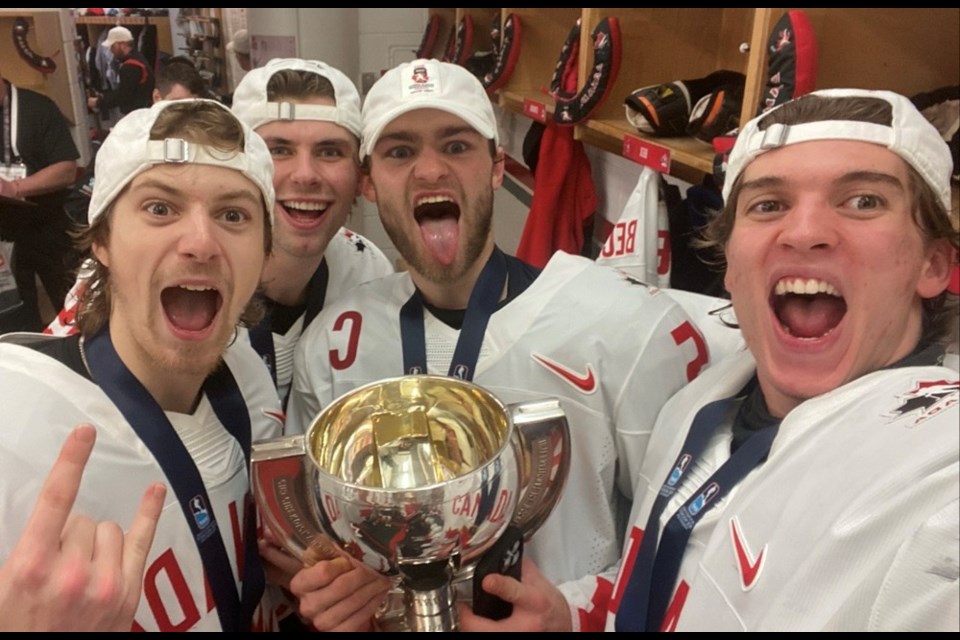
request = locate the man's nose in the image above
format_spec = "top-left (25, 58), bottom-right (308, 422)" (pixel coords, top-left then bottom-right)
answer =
top-left (178, 209), bottom-right (222, 262)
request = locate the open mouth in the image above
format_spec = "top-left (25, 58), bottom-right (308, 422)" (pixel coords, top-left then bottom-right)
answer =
top-left (161, 284), bottom-right (223, 334)
top-left (415, 195), bottom-right (460, 265)
top-left (280, 199), bottom-right (329, 227)
top-left (771, 277), bottom-right (846, 339)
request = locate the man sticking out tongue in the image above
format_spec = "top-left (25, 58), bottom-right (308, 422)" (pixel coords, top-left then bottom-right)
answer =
top-left (283, 59), bottom-right (731, 631)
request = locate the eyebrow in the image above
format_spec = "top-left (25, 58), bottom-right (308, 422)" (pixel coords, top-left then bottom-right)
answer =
top-left (261, 135), bottom-right (354, 147)
top-left (376, 125), bottom-right (484, 147)
top-left (740, 170), bottom-right (905, 194)
top-left (436, 125), bottom-right (483, 139)
top-left (833, 170), bottom-right (905, 191)
top-left (134, 178), bottom-right (261, 206)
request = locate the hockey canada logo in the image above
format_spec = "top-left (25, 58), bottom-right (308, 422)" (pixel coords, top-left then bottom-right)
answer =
top-left (885, 379), bottom-right (959, 426)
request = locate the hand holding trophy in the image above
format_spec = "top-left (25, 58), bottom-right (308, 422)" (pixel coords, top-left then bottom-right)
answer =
top-left (251, 375), bottom-right (570, 631)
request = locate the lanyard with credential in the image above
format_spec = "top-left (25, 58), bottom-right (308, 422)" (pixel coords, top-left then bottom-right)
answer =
top-left (400, 248), bottom-right (507, 381)
top-left (615, 396), bottom-right (779, 632)
top-left (83, 325), bottom-right (265, 631)
top-left (2, 82), bottom-right (20, 166)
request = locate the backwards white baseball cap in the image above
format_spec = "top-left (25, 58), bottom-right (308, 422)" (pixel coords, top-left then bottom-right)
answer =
top-left (102, 26), bottom-right (134, 47)
top-left (360, 58), bottom-right (499, 161)
top-left (88, 99), bottom-right (275, 226)
top-left (231, 58), bottom-right (362, 137)
top-left (226, 29), bottom-right (250, 56)
top-left (724, 88), bottom-right (953, 212)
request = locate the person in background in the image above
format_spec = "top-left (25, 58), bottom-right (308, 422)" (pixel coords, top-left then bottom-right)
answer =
top-left (279, 58), bottom-right (728, 631)
top-left (152, 56), bottom-right (209, 103)
top-left (460, 88), bottom-right (959, 632)
top-left (0, 99), bottom-right (282, 631)
top-left (0, 69), bottom-right (79, 332)
top-left (87, 26), bottom-right (154, 116)
top-left (228, 29), bottom-right (252, 73)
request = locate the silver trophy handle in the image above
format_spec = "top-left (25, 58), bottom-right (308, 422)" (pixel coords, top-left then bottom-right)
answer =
top-left (509, 398), bottom-right (571, 540)
top-left (250, 434), bottom-right (343, 565)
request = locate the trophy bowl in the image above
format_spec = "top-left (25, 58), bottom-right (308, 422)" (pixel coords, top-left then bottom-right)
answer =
top-left (252, 375), bottom-right (570, 631)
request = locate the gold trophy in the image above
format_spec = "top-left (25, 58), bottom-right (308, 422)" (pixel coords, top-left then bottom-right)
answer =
top-left (251, 375), bottom-right (570, 631)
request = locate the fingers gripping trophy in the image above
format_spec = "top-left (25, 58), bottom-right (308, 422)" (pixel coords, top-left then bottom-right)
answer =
top-left (252, 376), bottom-right (570, 631)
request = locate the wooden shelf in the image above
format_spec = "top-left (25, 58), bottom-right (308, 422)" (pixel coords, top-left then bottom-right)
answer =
top-left (75, 16), bottom-right (163, 25)
top-left (500, 89), bottom-right (553, 116)
top-left (470, 7), bottom-right (960, 186)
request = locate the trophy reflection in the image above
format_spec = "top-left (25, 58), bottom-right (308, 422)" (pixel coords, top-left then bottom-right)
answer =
top-left (251, 375), bottom-right (570, 631)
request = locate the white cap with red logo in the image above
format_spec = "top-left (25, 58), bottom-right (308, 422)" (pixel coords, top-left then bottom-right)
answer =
top-left (360, 58), bottom-right (499, 161)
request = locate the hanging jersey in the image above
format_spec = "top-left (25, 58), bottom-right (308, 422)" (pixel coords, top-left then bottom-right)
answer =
top-left (289, 251), bottom-right (731, 584)
top-left (594, 167), bottom-right (671, 288)
top-left (570, 350), bottom-right (960, 632)
top-left (0, 335), bottom-right (284, 631)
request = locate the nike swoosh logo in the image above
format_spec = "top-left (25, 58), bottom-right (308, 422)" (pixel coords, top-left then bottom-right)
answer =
top-left (531, 353), bottom-right (597, 394)
top-left (730, 516), bottom-right (766, 591)
top-left (262, 409), bottom-right (286, 426)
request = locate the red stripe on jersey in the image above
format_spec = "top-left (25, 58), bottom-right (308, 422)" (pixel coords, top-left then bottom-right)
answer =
top-left (578, 575), bottom-right (615, 632)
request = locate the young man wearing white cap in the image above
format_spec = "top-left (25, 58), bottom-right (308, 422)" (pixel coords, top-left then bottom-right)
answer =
top-left (0, 100), bottom-right (283, 631)
top-left (230, 58), bottom-right (393, 404)
top-left (87, 26), bottom-right (154, 116)
top-left (462, 89), bottom-right (959, 632)
top-left (51, 59), bottom-right (393, 406)
top-left (227, 29), bottom-right (252, 74)
top-left (281, 59), bottom-right (719, 631)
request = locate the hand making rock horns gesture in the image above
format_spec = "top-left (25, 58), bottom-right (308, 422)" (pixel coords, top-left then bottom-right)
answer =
top-left (0, 425), bottom-right (166, 631)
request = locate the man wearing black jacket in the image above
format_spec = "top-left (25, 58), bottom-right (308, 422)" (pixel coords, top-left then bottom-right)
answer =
top-left (87, 26), bottom-right (154, 116)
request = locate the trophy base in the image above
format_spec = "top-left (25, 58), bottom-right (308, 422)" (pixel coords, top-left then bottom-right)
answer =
top-left (374, 572), bottom-right (475, 632)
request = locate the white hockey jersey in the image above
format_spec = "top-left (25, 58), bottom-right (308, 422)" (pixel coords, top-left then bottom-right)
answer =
top-left (572, 349), bottom-right (960, 632)
top-left (241, 228), bottom-right (393, 403)
top-left (288, 251), bottom-right (729, 585)
top-left (0, 336), bottom-right (284, 631)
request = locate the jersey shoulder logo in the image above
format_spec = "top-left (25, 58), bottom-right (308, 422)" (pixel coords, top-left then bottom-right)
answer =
top-left (342, 229), bottom-right (367, 253)
top-left (884, 378), bottom-right (959, 427)
top-left (729, 515), bottom-right (766, 592)
top-left (531, 352), bottom-right (597, 394)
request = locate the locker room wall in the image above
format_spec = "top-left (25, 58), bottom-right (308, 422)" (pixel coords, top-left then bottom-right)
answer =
top-left (244, 8), bottom-right (670, 268)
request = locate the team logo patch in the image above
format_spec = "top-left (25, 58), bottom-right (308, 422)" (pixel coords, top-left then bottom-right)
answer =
top-left (412, 65), bottom-right (428, 83)
top-left (885, 379), bottom-right (959, 427)
top-left (403, 60), bottom-right (441, 98)
top-left (531, 353), bottom-right (597, 394)
top-left (190, 495), bottom-right (211, 529)
top-left (616, 271), bottom-right (661, 295)
top-left (687, 481), bottom-right (719, 517)
top-left (772, 28), bottom-right (793, 53)
top-left (659, 453), bottom-right (691, 499)
top-left (501, 538), bottom-right (521, 571)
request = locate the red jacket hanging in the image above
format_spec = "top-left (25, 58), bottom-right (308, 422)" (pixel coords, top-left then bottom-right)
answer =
top-left (515, 120), bottom-right (597, 268)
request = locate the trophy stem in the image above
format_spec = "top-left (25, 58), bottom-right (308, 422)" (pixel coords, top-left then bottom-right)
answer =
top-left (400, 559), bottom-right (460, 631)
